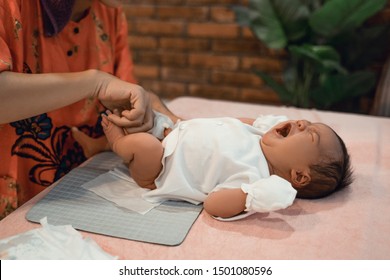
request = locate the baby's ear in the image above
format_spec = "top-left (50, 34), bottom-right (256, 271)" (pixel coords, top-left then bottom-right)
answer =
top-left (290, 169), bottom-right (311, 188)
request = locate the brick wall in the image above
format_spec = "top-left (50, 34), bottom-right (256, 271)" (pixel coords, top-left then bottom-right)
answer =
top-left (123, 0), bottom-right (390, 107)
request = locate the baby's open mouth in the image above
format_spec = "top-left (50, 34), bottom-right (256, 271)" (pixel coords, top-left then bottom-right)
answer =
top-left (276, 123), bottom-right (291, 137)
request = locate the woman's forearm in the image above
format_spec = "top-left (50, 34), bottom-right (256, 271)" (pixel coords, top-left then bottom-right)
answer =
top-left (0, 69), bottom-right (100, 123)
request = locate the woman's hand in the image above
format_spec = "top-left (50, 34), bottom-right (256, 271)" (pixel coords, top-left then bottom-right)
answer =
top-left (93, 71), bottom-right (154, 133)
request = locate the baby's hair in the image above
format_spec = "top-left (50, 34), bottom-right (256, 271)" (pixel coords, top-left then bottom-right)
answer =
top-left (297, 130), bottom-right (353, 199)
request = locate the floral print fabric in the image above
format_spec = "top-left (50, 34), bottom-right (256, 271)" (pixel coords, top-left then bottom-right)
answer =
top-left (0, 0), bottom-right (135, 219)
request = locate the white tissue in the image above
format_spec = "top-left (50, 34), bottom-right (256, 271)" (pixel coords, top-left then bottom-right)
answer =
top-left (81, 165), bottom-right (161, 214)
top-left (0, 217), bottom-right (116, 260)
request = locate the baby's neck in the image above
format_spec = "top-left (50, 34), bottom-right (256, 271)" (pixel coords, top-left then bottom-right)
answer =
top-left (266, 159), bottom-right (275, 176)
top-left (260, 140), bottom-right (275, 176)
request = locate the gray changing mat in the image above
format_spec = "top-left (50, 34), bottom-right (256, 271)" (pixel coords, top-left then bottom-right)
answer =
top-left (26, 152), bottom-right (202, 246)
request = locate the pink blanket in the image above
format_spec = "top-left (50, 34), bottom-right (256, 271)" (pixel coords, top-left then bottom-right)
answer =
top-left (1, 97), bottom-right (389, 259)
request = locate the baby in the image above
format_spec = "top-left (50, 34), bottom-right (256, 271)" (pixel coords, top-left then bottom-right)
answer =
top-left (102, 110), bottom-right (353, 220)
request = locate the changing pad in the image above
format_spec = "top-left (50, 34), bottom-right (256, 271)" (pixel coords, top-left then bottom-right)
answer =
top-left (26, 152), bottom-right (202, 246)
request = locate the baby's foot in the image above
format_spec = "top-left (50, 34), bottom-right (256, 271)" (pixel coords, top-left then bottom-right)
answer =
top-left (102, 110), bottom-right (126, 148)
top-left (71, 128), bottom-right (108, 158)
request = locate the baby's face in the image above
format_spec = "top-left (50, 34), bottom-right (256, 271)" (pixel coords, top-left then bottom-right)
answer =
top-left (260, 120), bottom-right (341, 174)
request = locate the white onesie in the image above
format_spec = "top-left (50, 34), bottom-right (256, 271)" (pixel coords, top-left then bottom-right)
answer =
top-left (143, 115), bottom-right (297, 220)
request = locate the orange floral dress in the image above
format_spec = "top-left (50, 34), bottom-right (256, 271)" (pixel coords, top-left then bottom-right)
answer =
top-left (0, 0), bottom-right (136, 219)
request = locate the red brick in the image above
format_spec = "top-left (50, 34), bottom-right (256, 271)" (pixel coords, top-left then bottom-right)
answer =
top-left (189, 84), bottom-right (239, 101)
top-left (139, 81), bottom-right (187, 100)
top-left (239, 88), bottom-right (281, 105)
top-left (135, 20), bottom-right (185, 36)
top-left (134, 51), bottom-right (160, 64)
top-left (188, 23), bottom-right (239, 38)
top-left (123, 5), bottom-right (155, 18)
top-left (135, 51), bottom-right (188, 67)
top-left (161, 67), bottom-right (208, 83)
top-left (160, 52), bottom-right (188, 67)
top-left (158, 7), bottom-right (209, 20)
top-left (160, 38), bottom-right (210, 51)
top-left (242, 27), bottom-right (255, 39)
top-left (189, 53), bottom-right (239, 70)
top-left (241, 57), bottom-right (285, 73)
top-left (210, 7), bottom-right (236, 23)
top-left (123, 0), bottom-right (390, 107)
top-left (128, 36), bottom-right (158, 49)
top-left (212, 39), bottom-right (263, 53)
top-left (134, 65), bottom-right (159, 79)
top-left (211, 71), bottom-right (263, 87)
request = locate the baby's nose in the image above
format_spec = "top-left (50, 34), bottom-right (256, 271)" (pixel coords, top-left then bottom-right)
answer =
top-left (297, 120), bottom-right (311, 131)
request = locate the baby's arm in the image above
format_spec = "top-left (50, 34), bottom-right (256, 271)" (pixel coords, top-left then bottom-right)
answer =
top-left (204, 176), bottom-right (297, 219)
top-left (203, 188), bottom-right (247, 218)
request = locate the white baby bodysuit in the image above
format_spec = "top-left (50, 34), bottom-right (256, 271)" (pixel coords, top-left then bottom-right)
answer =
top-left (143, 115), bottom-right (297, 220)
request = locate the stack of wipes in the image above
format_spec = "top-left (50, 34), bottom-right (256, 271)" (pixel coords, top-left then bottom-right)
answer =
top-left (0, 217), bottom-right (116, 260)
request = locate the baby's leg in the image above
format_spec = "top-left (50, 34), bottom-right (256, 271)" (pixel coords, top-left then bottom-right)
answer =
top-left (127, 133), bottom-right (163, 190)
top-left (102, 113), bottom-right (163, 190)
top-left (101, 110), bottom-right (126, 150)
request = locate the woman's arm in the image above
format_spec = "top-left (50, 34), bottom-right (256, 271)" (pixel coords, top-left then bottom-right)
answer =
top-left (203, 188), bottom-right (247, 218)
top-left (0, 70), bottom-right (152, 132)
top-left (0, 70), bottom-right (95, 123)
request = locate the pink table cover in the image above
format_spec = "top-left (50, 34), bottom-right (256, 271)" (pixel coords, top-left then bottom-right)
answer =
top-left (1, 97), bottom-right (389, 259)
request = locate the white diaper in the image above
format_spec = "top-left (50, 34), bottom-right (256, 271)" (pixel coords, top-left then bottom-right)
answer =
top-left (148, 111), bottom-right (175, 140)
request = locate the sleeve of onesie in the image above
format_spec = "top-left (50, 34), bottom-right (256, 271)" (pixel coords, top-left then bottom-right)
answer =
top-left (252, 115), bottom-right (289, 134)
top-left (241, 175), bottom-right (297, 213)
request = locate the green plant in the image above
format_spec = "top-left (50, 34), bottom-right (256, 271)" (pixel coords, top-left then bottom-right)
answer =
top-left (233, 0), bottom-right (390, 110)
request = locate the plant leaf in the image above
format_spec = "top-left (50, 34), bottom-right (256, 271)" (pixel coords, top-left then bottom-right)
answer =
top-left (311, 71), bottom-right (377, 108)
top-left (309, 0), bottom-right (387, 37)
top-left (231, 6), bottom-right (251, 26)
top-left (331, 25), bottom-right (390, 70)
top-left (271, 0), bottom-right (310, 42)
top-left (254, 70), bottom-right (292, 104)
top-left (248, 0), bottom-right (287, 48)
top-left (289, 44), bottom-right (347, 74)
